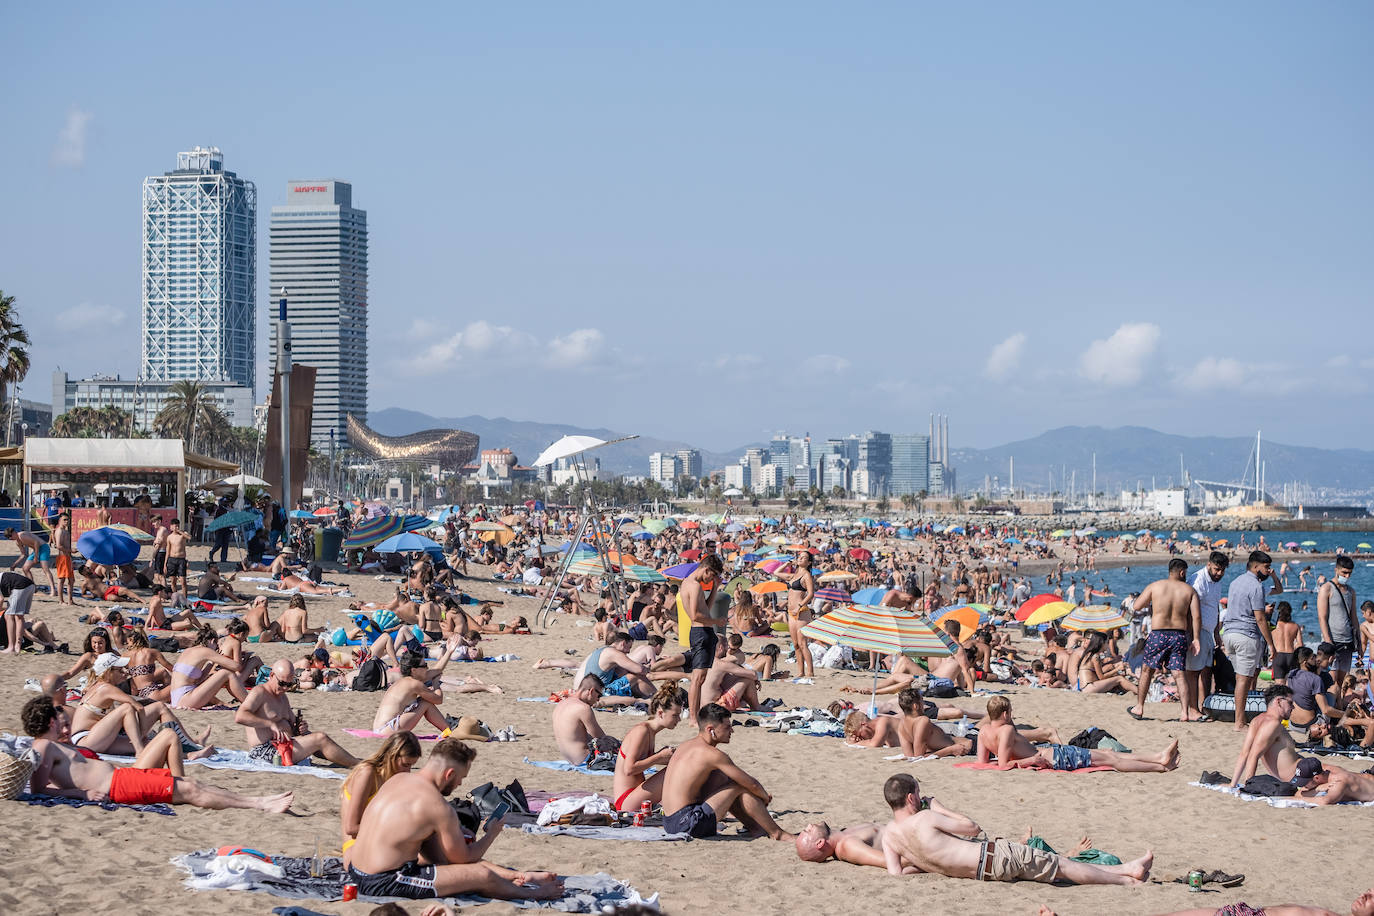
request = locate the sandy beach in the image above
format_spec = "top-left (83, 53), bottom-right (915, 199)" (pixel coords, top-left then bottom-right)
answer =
top-left (2, 540), bottom-right (1371, 916)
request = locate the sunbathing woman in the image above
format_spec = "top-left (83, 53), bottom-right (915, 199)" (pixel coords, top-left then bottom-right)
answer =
top-left (340, 731), bottom-right (422, 866)
top-left (732, 590), bottom-right (772, 637)
top-left (745, 644), bottom-right (790, 681)
top-left (279, 594), bottom-right (324, 643)
top-left (1070, 632), bottom-right (1135, 694)
top-left (841, 653), bottom-right (927, 695)
top-left (123, 629), bottom-right (176, 700)
top-left (70, 653), bottom-right (213, 757)
top-left (219, 619), bottom-right (267, 696)
top-left (169, 627), bottom-right (248, 709)
top-left (62, 627), bottom-right (116, 679)
top-left (612, 683), bottom-right (686, 814)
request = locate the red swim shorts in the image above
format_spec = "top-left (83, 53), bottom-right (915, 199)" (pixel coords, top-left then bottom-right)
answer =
top-left (108, 767), bottom-right (175, 805)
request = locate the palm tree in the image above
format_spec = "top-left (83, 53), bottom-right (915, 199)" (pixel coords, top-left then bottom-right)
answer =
top-left (0, 291), bottom-right (31, 439)
top-left (153, 380), bottom-right (226, 451)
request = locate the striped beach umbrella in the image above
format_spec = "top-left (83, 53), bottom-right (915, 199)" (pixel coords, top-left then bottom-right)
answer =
top-left (801, 605), bottom-right (954, 659)
top-left (621, 565), bottom-right (667, 584)
top-left (1060, 604), bottom-right (1131, 632)
top-left (105, 522), bottom-right (155, 542)
top-left (344, 514), bottom-right (405, 549)
top-left (818, 570), bottom-right (859, 582)
top-left (567, 558), bottom-right (613, 577)
top-left (814, 586), bottom-right (851, 604)
top-left (1024, 601), bottom-right (1076, 627)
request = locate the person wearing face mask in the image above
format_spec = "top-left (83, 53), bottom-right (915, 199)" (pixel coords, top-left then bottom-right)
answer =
top-left (1185, 550), bottom-right (1230, 717)
top-left (1221, 551), bottom-right (1283, 732)
top-left (1318, 556), bottom-right (1359, 686)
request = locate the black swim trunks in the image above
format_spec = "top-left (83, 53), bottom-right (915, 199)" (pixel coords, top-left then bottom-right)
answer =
top-left (687, 626), bottom-right (718, 672)
top-left (164, 557), bottom-right (187, 578)
top-left (663, 802), bottom-right (718, 838)
top-left (345, 860), bottom-right (437, 899)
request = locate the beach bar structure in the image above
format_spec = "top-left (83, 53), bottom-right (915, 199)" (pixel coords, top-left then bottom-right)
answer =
top-left (19, 438), bottom-right (238, 537)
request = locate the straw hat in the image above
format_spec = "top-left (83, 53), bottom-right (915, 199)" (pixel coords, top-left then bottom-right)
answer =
top-left (447, 716), bottom-right (491, 742)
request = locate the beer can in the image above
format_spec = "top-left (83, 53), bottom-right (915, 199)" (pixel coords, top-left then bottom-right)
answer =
top-left (342, 883), bottom-right (358, 901)
top-left (1187, 870), bottom-right (1204, 892)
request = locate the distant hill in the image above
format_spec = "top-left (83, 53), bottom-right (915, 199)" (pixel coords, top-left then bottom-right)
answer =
top-left (366, 408), bottom-right (754, 477)
top-left (952, 426), bottom-right (1374, 494)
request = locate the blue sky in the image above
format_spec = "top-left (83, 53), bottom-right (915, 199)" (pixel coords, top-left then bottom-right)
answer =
top-left (2, 2), bottom-right (1371, 451)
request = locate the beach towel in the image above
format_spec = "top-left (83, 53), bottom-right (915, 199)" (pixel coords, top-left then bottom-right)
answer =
top-left (1190, 781), bottom-right (1374, 809)
top-left (524, 757), bottom-right (613, 776)
top-left (17, 791), bottom-right (175, 816)
top-left (882, 753), bottom-right (938, 762)
top-left (344, 728), bottom-right (443, 740)
top-left (103, 749), bottom-right (345, 781)
top-left (953, 761), bottom-right (1115, 774)
top-left (520, 824), bottom-right (688, 842)
top-left (256, 586), bottom-right (345, 598)
top-left (170, 848), bottom-right (658, 912)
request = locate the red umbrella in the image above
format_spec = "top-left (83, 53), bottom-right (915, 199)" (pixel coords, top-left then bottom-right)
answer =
top-left (720, 541), bottom-right (739, 550)
top-left (681, 549), bottom-right (701, 561)
top-left (681, 520), bottom-right (701, 529)
top-left (1015, 593), bottom-right (1062, 622)
top-left (848, 547), bottom-right (872, 562)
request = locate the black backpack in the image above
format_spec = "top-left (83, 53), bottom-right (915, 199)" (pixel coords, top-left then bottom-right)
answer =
top-left (352, 657), bottom-right (388, 692)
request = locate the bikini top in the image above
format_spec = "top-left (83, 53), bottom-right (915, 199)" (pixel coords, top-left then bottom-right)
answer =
top-left (173, 661), bottom-right (205, 681)
top-left (127, 663), bottom-right (156, 678)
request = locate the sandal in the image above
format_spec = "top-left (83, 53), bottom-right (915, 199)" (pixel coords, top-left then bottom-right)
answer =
top-left (1126, 705), bottom-right (1147, 721)
top-left (1191, 713), bottom-right (1214, 723)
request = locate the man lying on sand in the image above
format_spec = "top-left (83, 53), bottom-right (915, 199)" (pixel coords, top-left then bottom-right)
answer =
top-left (346, 738), bottom-right (563, 901)
top-left (1138, 885), bottom-right (1374, 916)
top-left (881, 772), bottom-right (1153, 885)
top-left (23, 696), bottom-right (293, 813)
top-left (795, 822), bottom-right (909, 870)
top-left (978, 696), bottom-right (1180, 773)
top-left (1292, 756), bottom-right (1374, 806)
top-left (659, 702), bottom-right (791, 840)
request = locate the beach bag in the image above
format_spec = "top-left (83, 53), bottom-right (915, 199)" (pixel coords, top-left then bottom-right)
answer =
top-left (148, 635), bottom-right (181, 654)
top-left (449, 798), bottom-right (482, 834)
top-left (1067, 728), bottom-right (1117, 750)
top-left (352, 657), bottom-right (388, 692)
top-left (469, 779), bottom-right (531, 820)
top-left (586, 735), bottom-right (621, 771)
top-left (0, 751), bottom-right (34, 800)
top-left (1239, 774), bottom-right (1296, 797)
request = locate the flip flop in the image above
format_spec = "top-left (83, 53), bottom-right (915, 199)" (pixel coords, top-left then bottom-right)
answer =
top-left (1191, 713), bottom-right (1214, 723)
top-left (1126, 706), bottom-right (1147, 721)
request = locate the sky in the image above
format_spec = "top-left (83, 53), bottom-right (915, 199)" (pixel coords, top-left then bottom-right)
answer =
top-left (2, 2), bottom-right (1372, 453)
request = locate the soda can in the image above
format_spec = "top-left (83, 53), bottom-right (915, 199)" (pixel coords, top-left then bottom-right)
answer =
top-left (342, 883), bottom-right (358, 901)
top-left (1187, 870), bottom-right (1204, 892)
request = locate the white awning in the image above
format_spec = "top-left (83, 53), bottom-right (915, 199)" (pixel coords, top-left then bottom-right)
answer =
top-left (23, 438), bottom-right (186, 472)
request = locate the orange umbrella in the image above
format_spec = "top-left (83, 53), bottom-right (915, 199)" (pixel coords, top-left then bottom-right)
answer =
top-left (681, 520), bottom-right (701, 529)
top-left (935, 604), bottom-right (982, 638)
top-left (750, 581), bottom-right (787, 595)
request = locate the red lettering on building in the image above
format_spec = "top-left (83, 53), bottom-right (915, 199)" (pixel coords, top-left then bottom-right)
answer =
top-left (293, 185), bottom-right (327, 193)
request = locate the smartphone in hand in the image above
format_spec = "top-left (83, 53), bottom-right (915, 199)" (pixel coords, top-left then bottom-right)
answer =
top-left (483, 801), bottom-right (511, 830)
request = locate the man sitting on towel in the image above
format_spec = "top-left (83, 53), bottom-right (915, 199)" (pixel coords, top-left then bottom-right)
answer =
top-left (346, 738), bottom-right (563, 901)
top-left (552, 675), bottom-right (610, 765)
top-left (370, 640), bottom-right (464, 735)
top-left (1229, 684), bottom-right (1328, 787)
top-left (658, 702), bottom-right (792, 840)
top-left (235, 659), bottom-right (361, 767)
top-left (978, 696), bottom-right (1180, 773)
top-left (22, 695), bottom-right (293, 813)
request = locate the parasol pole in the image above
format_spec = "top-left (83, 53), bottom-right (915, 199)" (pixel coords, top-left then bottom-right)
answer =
top-left (277, 290), bottom-right (292, 549)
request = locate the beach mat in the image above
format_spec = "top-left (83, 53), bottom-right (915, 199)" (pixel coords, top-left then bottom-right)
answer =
top-left (1191, 781), bottom-right (1374, 808)
top-left (953, 761), bottom-right (1114, 774)
top-left (344, 728), bottom-right (441, 740)
top-left (170, 849), bottom-right (658, 911)
top-left (524, 757), bottom-right (611, 776)
top-left (520, 824), bottom-right (688, 842)
top-left (104, 749), bottom-right (345, 781)
top-left (17, 791), bottom-right (176, 816)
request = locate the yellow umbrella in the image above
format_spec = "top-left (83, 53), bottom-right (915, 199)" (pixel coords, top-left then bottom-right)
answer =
top-left (1024, 601), bottom-right (1076, 627)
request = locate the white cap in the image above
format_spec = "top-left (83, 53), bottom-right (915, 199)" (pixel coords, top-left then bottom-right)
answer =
top-left (93, 652), bottom-right (130, 677)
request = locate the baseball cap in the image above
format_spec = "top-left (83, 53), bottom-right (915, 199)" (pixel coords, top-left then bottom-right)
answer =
top-left (1293, 757), bottom-right (1324, 786)
top-left (93, 653), bottom-right (130, 677)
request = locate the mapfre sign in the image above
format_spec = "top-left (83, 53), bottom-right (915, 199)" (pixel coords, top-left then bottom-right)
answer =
top-left (293, 185), bottom-right (327, 193)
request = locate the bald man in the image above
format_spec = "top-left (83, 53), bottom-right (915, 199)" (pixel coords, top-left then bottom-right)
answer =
top-left (235, 659), bottom-right (360, 767)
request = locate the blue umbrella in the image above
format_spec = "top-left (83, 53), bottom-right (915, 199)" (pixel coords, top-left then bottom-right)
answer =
top-left (205, 509), bottom-right (258, 532)
top-left (1003, 537), bottom-right (1021, 545)
top-left (631, 531), bottom-right (655, 540)
top-left (375, 532), bottom-right (443, 554)
top-left (724, 521), bottom-right (745, 533)
top-left (1135, 529), bottom-right (1152, 536)
top-left (932, 603), bottom-right (991, 625)
top-left (77, 527), bottom-right (140, 566)
top-left (851, 586), bottom-right (887, 605)
top-left (524, 543), bottom-right (563, 556)
top-left (740, 553), bottom-right (763, 563)
top-left (761, 517), bottom-right (780, 526)
top-left (402, 514), bottom-right (432, 532)
top-left (1026, 538), bottom-right (1046, 546)
top-left (946, 526), bottom-right (966, 535)
top-left (289, 509), bottom-right (316, 520)
top-left (661, 562), bottom-right (699, 579)
top-left (801, 517), bottom-right (821, 525)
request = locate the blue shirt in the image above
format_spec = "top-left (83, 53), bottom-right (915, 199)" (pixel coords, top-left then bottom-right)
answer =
top-left (1223, 571), bottom-right (1268, 640)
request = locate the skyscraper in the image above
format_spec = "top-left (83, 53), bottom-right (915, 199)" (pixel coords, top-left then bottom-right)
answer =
top-left (890, 433), bottom-right (931, 495)
top-left (141, 147), bottom-right (256, 393)
top-left (269, 180), bottom-right (368, 446)
top-left (857, 431), bottom-right (892, 496)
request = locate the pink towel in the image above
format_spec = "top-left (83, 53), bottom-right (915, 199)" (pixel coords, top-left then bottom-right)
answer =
top-left (953, 761), bottom-right (1114, 773)
top-left (345, 728), bottom-right (441, 740)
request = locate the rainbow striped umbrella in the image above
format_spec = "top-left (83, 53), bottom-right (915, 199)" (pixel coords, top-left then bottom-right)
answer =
top-left (1060, 604), bottom-right (1130, 632)
top-left (568, 558), bottom-right (613, 576)
top-left (801, 605), bottom-right (954, 659)
top-left (343, 513), bottom-right (404, 549)
top-left (813, 586), bottom-right (852, 604)
top-left (621, 564), bottom-right (667, 583)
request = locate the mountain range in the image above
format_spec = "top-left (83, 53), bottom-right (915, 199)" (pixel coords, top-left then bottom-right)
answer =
top-left (368, 410), bottom-right (1374, 494)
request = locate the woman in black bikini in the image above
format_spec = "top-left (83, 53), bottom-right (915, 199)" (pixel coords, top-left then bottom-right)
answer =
top-left (785, 552), bottom-right (817, 679)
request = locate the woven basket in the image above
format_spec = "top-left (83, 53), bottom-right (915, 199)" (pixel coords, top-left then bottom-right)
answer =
top-left (0, 751), bottom-right (34, 800)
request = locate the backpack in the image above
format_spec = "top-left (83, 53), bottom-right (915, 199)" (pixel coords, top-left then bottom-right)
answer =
top-left (1239, 774), bottom-right (1296, 797)
top-left (586, 735), bottom-right (621, 771)
top-left (352, 656), bottom-right (388, 692)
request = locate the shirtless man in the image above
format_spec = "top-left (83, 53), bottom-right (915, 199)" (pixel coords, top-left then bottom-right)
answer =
top-left (929, 621), bottom-right (978, 692)
top-left (23, 695), bottom-right (292, 813)
top-left (235, 659), bottom-right (360, 767)
top-left (163, 519), bottom-right (190, 595)
top-left (701, 646), bottom-right (762, 712)
top-left (795, 822), bottom-right (903, 869)
top-left (680, 554), bottom-right (727, 724)
top-left (145, 585), bottom-right (202, 631)
top-left (1229, 684), bottom-right (1315, 786)
top-left (551, 676), bottom-right (608, 765)
top-left (150, 516), bottom-right (170, 586)
top-left (880, 772), bottom-right (1153, 885)
top-left (7, 527), bottom-right (56, 596)
top-left (896, 686), bottom-right (974, 758)
top-left (345, 739), bottom-right (562, 901)
top-left (53, 513), bottom-right (74, 605)
top-left (1126, 558), bottom-right (1202, 722)
top-left (1293, 756), bottom-right (1374, 806)
top-left (580, 631), bottom-right (654, 699)
top-left (371, 640), bottom-right (464, 734)
top-left (979, 696), bottom-right (1179, 773)
top-left (197, 562), bottom-right (244, 602)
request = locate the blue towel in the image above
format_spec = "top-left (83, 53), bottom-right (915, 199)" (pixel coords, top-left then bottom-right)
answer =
top-left (523, 757), bottom-right (607, 776)
top-left (17, 791), bottom-right (175, 816)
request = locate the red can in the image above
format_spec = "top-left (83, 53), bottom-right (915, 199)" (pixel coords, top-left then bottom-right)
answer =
top-left (342, 883), bottom-right (358, 901)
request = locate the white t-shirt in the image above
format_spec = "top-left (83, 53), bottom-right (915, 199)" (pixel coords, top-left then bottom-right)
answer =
top-left (1189, 568), bottom-right (1225, 632)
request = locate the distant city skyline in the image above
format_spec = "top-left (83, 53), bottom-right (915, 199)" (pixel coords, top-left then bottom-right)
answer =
top-left (3, 5), bottom-right (1371, 450)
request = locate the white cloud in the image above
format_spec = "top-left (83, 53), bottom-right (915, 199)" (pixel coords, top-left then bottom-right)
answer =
top-left (1325, 354), bottom-right (1351, 369)
top-left (57, 302), bottom-right (125, 326)
top-left (1080, 322), bottom-right (1161, 386)
top-left (985, 332), bottom-right (1026, 380)
top-left (710, 353), bottom-right (763, 372)
top-left (804, 354), bottom-right (851, 375)
top-left (52, 108), bottom-right (92, 168)
top-left (417, 320), bottom-right (533, 363)
top-left (1176, 356), bottom-right (1249, 390)
top-left (546, 328), bottom-right (605, 368)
